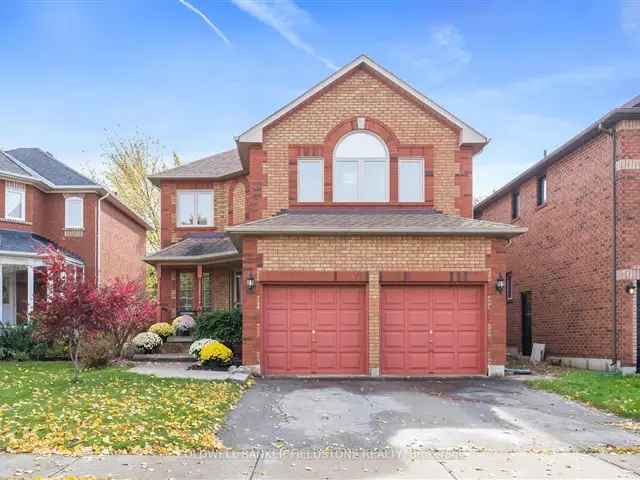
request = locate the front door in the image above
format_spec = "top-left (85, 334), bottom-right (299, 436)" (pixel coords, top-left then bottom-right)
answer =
top-left (2, 270), bottom-right (16, 325)
top-left (521, 291), bottom-right (533, 356)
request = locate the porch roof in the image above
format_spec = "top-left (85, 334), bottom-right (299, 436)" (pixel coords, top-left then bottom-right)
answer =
top-left (225, 209), bottom-right (527, 238)
top-left (143, 233), bottom-right (240, 264)
top-left (0, 229), bottom-right (84, 263)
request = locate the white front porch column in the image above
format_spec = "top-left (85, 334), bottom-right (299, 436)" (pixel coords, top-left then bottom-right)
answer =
top-left (27, 266), bottom-right (34, 319)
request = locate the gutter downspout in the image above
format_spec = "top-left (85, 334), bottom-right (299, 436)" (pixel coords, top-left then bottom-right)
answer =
top-left (96, 191), bottom-right (110, 285)
top-left (599, 122), bottom-right (618, 368)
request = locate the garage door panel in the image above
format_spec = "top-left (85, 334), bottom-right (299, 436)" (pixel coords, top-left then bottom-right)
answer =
top-left (263, 285), bottom-right (366, 375)
top-left (381, 285), bottom-right (485, 375)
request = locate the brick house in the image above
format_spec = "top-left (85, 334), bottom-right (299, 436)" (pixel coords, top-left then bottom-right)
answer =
top-left (145, 55), bottom-right (525, 376)
top-left (475, 96), bottom-right (640, 373)
top-left (0, 147), bottom-right (149, 325)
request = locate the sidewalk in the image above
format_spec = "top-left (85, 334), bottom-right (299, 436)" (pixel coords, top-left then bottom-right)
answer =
top-left (2, 451), bottom-right (640, 479)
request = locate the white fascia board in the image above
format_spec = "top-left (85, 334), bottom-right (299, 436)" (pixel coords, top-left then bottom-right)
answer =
top-left (236, 55), bottom-right (487, 146)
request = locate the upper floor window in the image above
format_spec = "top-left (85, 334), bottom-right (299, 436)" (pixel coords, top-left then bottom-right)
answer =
top-left (511, 190), bottom-right (520, 220)
top-left (297, 157), bottom-right (324, 202)
top-left (399, 158), bottom-right (425, 202)
top-left (5, 182), bottom-right (25, 221)
top-left (65, 196), bottom-right (84, 229)
top-left (333, 131), bottom-right (389, 202)
top-left (177, 190), bottom-right (213, 227)
top-left (536, 175), bottom-right (547, 206)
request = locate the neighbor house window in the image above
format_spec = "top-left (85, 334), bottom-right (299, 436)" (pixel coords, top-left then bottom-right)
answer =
top-left (202, 272), bottom-right (212, 311)
top-left (506, 272), bottom-right (513, 301)
top-left (232, 271), bottom-right (242, 308)
top-left (178, 272), bottom-right (194, 312)
top-left (297, 158), bottom-right (324, 202)
top-left (177, 191), bottom-right (213, 226)
top-left (65, 196), bottom-right (84, 229)
top-left (5, 182), bottom-right (25, 221)
top-left (333, 131), bottom-right (389, 202)
top-left (536, 175), bottom-right (547, 206)
top-left (399, 158), bottom-right (425, 202)
top-left (511, 191), bottom-right (520, 220)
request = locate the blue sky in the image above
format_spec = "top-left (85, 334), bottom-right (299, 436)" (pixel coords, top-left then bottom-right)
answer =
top-left (1, 0), bottom-right (639, 199)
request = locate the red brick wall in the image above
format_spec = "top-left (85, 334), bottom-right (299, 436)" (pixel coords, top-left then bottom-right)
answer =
top-left (477, 132), bottom-right (616, 360)
top-left (99, 199), bottom-right (147, 284)
top-left (615, 120), bottom-right (640, 366)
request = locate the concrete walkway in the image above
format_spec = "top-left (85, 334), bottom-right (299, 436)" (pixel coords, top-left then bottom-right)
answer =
top-left (128, 362), bottom-right (250, 383)
top-left (2, 451), bottom-right (640, 479)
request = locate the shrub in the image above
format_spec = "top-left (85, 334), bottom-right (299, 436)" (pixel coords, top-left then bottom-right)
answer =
top-left (79, 333), bottom-right (115, 369)
top-left (196, 308), bottom-right (242, 346)
top-left (0, 322), bottom-right (42, 360)
top-left (189, 338), bottom-right (213, 359)
top-left (199, 340), bottom-right (232, 367)
top-left (149, 322), bottom-right (174, 339)
top-left (172, 315), bottom-right (196, 335)
top-left (132, 332), bottom-right (163, 353)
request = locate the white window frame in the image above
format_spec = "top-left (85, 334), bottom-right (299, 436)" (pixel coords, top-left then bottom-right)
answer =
top-left (398, 157), bottom-right (425, 202)
top-left (333, 132), bottom-right (390, 203)
top-left (5, 182), bottom-right (25, 222)
top-left (297, 157), bottom-right (324, 203)
top-left (176, 190), bottom-right (214, 227)
top-left (64, 196), bottom-right (84, 229)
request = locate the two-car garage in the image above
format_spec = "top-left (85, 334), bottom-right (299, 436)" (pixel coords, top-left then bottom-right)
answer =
top-left (261, 283), bottom-right (485, 376)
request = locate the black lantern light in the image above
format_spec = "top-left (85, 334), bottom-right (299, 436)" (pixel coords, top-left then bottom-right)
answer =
top-left (495, 273), bottom-right (505, 293)
top-left (247, 271), bottom-right (256, 292)
top-left (626, 283), bottom-right (637, 296)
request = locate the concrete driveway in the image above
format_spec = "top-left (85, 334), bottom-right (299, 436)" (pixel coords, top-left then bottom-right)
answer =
top-left (220, 377), bottom-right (640, 452)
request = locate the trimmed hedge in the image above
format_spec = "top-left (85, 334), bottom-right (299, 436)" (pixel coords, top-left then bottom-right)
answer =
top-left (196, 308), bottom-right (242, 346)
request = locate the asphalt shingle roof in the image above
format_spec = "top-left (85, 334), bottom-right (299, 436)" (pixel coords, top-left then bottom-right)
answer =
top-left (226, 209), bottom-right (527, 238)
top-left (149, 149), bottom-right (243, 185)
top-left (0, 229), bottom-right (83, 262)
top-left (0, 151), bottom-right (32, 177)
top-left (144, 233), bottom-right (239, 263)
top-left (6, 148), bottom-right (97, 186)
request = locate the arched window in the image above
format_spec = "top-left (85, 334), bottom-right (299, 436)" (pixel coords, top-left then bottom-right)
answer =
top-left (333, 131), bottom-right (389, 202)
top-left (65, 196), bottom-right (84, 229)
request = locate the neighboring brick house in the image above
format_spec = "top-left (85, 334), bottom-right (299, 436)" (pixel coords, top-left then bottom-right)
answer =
top-left (145, 55), bottom-right (525, 376)
top-left (475, 96), bottom-right (640, 373)
top-left (0, 147), bottom-right (149, 325)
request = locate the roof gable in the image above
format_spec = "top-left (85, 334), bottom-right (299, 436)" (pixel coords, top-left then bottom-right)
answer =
top-left (6, 148), bottom-right (97, 187)
top-left (236, 55), bottom-right (487, 147)
top-left (149, 149), bottom-right (243, 185)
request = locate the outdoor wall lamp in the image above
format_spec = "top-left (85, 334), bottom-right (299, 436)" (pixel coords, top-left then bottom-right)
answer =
top-left (626, 283), bottom-right (637, 296)
top-left (247, 271), bottom-right (256, 292)
top-left (495, 273), bottom-right (505, 293)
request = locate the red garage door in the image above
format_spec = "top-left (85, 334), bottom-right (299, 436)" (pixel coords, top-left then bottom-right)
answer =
top-left (262, 285), bottom-right (367, 375)
top-left (381, 285), bottom-right (485, 375)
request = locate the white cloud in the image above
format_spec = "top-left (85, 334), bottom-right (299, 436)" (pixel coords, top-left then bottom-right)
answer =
top-left (177, 0), bottom-right (231, 45)
top-left (396, 24), bottom-right (471, 83)
top-left (231, 0), bottom-right (337, 70)
top-left (622, 0), bottom-right (640, 37)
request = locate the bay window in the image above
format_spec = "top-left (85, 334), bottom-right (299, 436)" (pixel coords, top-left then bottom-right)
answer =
top-left (177, 190), bottom-right (213, 226)
top-left (333, 132), bottom-right (389, 202)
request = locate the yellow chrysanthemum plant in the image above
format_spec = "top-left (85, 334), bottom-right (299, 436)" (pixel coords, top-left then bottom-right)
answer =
top-left (199, 340), bottom-right (233, 368)
top-left (148, 322), bottom-right (175, 340)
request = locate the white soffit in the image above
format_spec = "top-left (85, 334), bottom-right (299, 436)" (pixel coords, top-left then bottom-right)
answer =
top-left (236, 55), bottom-right (487, 146)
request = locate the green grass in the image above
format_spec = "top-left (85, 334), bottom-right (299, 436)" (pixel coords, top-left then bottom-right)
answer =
top-left (0, 361), bottom-right (246, 454)
top-left (528, 370), bottom-right (640, 419)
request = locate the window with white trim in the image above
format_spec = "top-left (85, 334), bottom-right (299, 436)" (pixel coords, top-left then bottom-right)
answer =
top-left (65, 196), bottom-right (84, 229)
top-left (333, 131), bottom-right (389, 202)
top-left (297, 158), bottom-right (324, 202)
top-left (177, 190), bottom-right (213, 226)
top-left (5, 182), bottom-right (25, 221)
top-left (399, 158), bottom-right (425, 202)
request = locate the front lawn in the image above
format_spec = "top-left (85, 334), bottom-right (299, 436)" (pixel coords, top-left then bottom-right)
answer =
top-left (528, 370), bottom-right (640, 419)
top-left (0, 362), bottom-right (245, 454)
